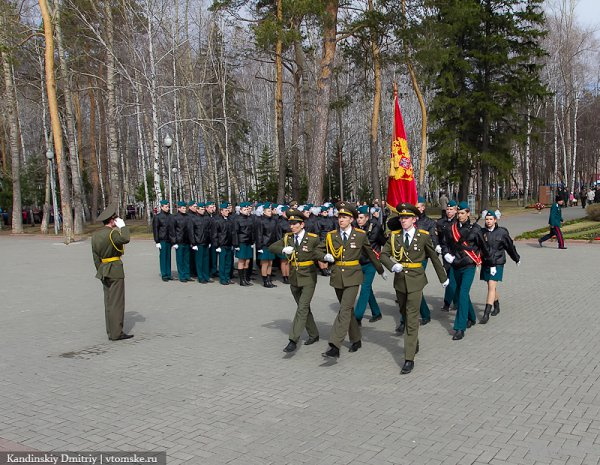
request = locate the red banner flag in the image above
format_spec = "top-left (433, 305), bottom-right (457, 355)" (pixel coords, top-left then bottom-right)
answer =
top-left (386, 89), bottom-right (417, 210)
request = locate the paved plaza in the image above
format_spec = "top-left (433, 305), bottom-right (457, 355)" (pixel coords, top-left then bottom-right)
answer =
top-left (1, 207), bottom-right (599, 465)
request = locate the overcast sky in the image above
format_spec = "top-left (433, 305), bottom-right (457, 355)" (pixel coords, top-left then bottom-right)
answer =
top-left (573, 0), bottom-right (600, 29)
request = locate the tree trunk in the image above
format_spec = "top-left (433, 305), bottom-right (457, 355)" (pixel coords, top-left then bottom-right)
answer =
top-left (290, 51), bottom-right (302, 201)
top-left (2, 52), bottom-right (23, 233)
top-left (275, 0), bottom-right (286, 203)
top-left (88, 85), bottom-right (100, 218)
top-left (54, 1), bottom-right (85, 233)
top-left (39, 0), bottom-right (74, 243)
top-left (368, 0), bottom-right (382, 201)
top-left (307, 0), bottom-right (338, 203)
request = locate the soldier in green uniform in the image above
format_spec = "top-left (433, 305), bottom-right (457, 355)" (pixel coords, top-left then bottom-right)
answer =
top-left (320, 202), bottom-right (384, 359)
top-left (91, 204), bottom-right (133, 341)
top-left (381, 203), bottom-right (448, 374)
top-left (269, 209), bottom-right (322, 353)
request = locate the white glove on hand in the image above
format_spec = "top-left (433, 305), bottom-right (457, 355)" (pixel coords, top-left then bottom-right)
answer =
top-left (435, 245), bottom-right (442, 254)
top-left (282, 246), bottom-right (294, 255)
top-left (257, 249), bottom-right (263, 254)
top-left (442, 279), bottom-right (450, 288)
top-left (215, 247), bottom-right (222, 253)
top-left (192, 245), bottom-right (198, 251)
top-left (381, 271), bottom-right (389, 281)
top-left (517, 261), bottom-right (521, 267)
top-left (490, 266), bottom-right (497, 276)
top-left (235, 247), bottom-right (240, 251)
top-left (444, 253), bottom-right (455, 264)
top-left (391, 263), bottom-right (403, 273)
top-left (156, 243), bottom-right (161, 249)
top-left (114, 217), bottom-right (126, 229)
top-left (323, 253), bottom-right (335, 263)
top-left (173, 244), bottom-right (179, 250)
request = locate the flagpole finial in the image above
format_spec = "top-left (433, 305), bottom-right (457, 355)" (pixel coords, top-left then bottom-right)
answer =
top-left (393, 82), bottom-right (398, 97)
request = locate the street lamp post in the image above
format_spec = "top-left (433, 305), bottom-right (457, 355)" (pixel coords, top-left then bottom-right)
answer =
top-left (164, 135), bottom-right (173, 207)
top-left (46, 149), bottom-right (60, 235)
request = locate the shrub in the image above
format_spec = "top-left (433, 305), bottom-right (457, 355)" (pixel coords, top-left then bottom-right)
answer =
top-left (586, 203), bottom-right (600, 221)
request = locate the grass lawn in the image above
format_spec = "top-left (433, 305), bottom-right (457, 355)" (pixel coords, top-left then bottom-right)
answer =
top-left (516, 218), bottom-right (600, 241)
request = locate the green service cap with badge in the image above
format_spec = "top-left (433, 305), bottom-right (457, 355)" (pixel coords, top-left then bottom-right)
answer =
top-left (188, 201), bottom-right (196, 207)
top-left (417, 196), bottom-right (426, 204)
top-left (97, 203), bottom-right (117, 222)
top-left (205, 201), bottom-right (215, 206)
top-left (336, 201), bottom-right (358, 218)
top-left (177, 201), bottom-right (187, 207)
top-left (159, 200), bottom-right (169, 206)
top-left (357, 205), bottom-right (370, 215)
top-left (458, 200), bottom-right (469, 210)
top-left (447, 200), bottom-right (458, 207)
top-left (396, 203), bottom-right (419, 217)
top-left (219, 202), bottom-right (230, 209)
top-left (287, 209), bottom-right (304, 222)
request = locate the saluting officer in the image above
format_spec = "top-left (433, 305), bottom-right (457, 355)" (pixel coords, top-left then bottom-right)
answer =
top-left (152, 199), bottom-right (174, 281)
top-left (380, 203), bottom-right (448, 374)
top-left (91, 204), bottom-right (133, 341)
top-left (269, 208), bottom-right (322, 353)
top-left (320, 202), bottom-right (384, 359)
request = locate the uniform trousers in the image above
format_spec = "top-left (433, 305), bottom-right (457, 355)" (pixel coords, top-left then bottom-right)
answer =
top-left (354, 263), bottom-right (381, 320)
top-left (400, 261), bottom-right (431, 324)
top-left (102, 277), bottom-right (125, 340)
top-left (396, 288), bottom-right (422, 361)
top-left (452, 266), bottom-right (477, 331)
top-left (443, 266), bottom-right (458, 307)
top-left (218, 247), bottom-right (233, 284)
top-left (329, 285), bottom-right (361, 348)
top-left (209, 246), bottom-right (218, 276)
top-left (539, 226), bottom-right (565, 248)
top-left (195, 245), bottom-right (210, 282)
top-left (289, 282), bottom-right (319, 343)
top-left (158, 241), bottom-right (172, 279)
top-left (175, 245), bottom-right (190, 281)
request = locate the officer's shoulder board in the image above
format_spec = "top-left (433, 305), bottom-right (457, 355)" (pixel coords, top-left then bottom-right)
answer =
top-left (418, 229), bottom-right (429, 235)
top-left (284, 232), bottom-right (293, 238)
top-left (307, 232), bottom-right (318, 238)
top-left (354, 228), bottom-right (365, 234)
top-left (327, 230), bottom-right (337, 235)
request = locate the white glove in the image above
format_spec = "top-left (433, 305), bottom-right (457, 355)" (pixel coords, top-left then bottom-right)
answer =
top-left (444, 253), bottom-right (455, 264)
top-left (490, 266), bottom-right (497, 276)
top-left (155, 243), bottom-right (161, 249)
top-left (235, 247), bottom-right (240, 251)
top-left (391, 263), bottom-right (403, 273)
top-left (173, 244), bottom-right (179, 250)
top-left (250, 244), bottom-right (255, 248)
top-left (381, 271), bottom-right (389, 281)
top-left (323, 253), bottom-right (335, 263)
top-left (257, 249), bottom-right (263, 254)
top-left (215, 247), bottom-right (222, 253)
top-left (282, 246), bottom-right (294, 255)
top-left (442, 279), bottom-right (449, 288)
top-left (517, 261), bottom-right (521, 267)
top-left (114, 217), bottom-right (125, 229)
top-left (435, 245), bottom-right (442, 254)
top-left (192, 245), bottom-right (198, 251)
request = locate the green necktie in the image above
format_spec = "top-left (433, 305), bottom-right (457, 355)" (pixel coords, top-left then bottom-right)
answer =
top-left (342, 232), bottom-right (348, 244)
top-left (404, 233), bottom-right (410, 249)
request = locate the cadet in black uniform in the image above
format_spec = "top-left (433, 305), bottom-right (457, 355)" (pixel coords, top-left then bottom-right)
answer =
top-left (234, 201), bottom-right (255, 286)
top-left (152, 200), bottom-right (173, 281)
top-left (212, 202), bottom-right (235, 285)
top-left (255, 203), bottom-right (280, 288)
top-left (190, 202), bottom-right (213, 283)
top-left (171, 201), bottom-right (192, 282)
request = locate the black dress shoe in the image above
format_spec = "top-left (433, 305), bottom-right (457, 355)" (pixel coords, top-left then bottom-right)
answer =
top-left (538, 238), bottom-right (543, 247)
top-left (420, 318), bottom-right (431, 325)
top-left (441, 304), bottom-right (450, 312)
top-left (467, 320), bottom-right (476, 328)
top-left (559, 246), bottom-right (568, 249)
top-left (111, 333), bottom-right (134, 341)
top-left (304, 336), bottom-right (319, 345)
top-left (322, 344), bottom-right (340, 358)
top-left (452, 330), bottom-right (464, 340)
top-left (283, 340), bottom-right (297, 353)
top-left (401, 360), bottom-right (414, 374)
top-left (369, 314), bottom-right (382, 323)
top-left (162, 277), bottom-right (169, 282)
top-left (356, 318), bottom-right (362, 326)
top-left (395, 323), bottom-right (405, 334)
top-left (349, 341), bottom-right (362, 352)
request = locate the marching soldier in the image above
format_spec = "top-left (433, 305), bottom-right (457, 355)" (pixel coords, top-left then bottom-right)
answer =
top-left (152, 199), bottom-right (173, 281)
top-left (171, 201), bottom-right (192, 282)
top-left (91, 204), bottom-right (133, 341)
top-left (354, 205), bottom-right (387, 324)
top-left (437, 199), bottom-right (459, 311)
top-left (320, 202), bottom-right (384, 359)
top-left (380, 203), bottom-right (448, 374)
top-left (269, 208), bottom-right (322, 352)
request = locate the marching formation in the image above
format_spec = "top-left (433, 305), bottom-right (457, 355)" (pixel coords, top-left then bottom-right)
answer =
top-left (92, 196), bottom-right (525, 376)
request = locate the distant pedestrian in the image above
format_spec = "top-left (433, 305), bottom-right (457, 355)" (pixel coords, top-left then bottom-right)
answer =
top-left (439, 192), bottom-right (449, 219)
top-left (538, 196), bottom-right (566, 249)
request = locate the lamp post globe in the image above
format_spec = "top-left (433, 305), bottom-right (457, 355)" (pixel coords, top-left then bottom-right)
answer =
top-left (46, 149), bottom-right (54, 160)
top-left (163, 135), bottom-right (173, 148)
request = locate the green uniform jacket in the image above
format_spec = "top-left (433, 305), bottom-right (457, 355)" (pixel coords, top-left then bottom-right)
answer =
top-left (319, 228), bottom-right (384, 288)
top-left (92, 226), bottom-right (131, 280)
top-left (381, 229), bottom-right (446, 293)
top-left (269, 231), bottom-right (321, 287)
top-left (548, 203), bottom-right (563, 227)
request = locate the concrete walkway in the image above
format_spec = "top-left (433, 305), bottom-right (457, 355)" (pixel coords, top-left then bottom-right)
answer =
top-left (0, 207), bottom-right (598, 465)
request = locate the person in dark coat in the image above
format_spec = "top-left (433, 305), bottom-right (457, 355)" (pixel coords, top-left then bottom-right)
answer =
top-left (234, 202), bottom-right (255, 286)
top-left (479, 210), bottom-right (520, 324)
top-left (152, 200), bottom-right (173, 281)
top-left (171, 201), bottom-right (193, 282)
top-left (255, 203), bottom-right (280, 288)
top-left (538, 196), bottom-right (567, 249)
top-left (212, 202), bottom-right (235, 285)
top-left (190, 202), bottom-right (213, 283)
top-left (437, 200), bottom-right (459, 311)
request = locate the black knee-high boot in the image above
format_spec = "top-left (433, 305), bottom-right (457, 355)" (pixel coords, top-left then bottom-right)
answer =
top-left (238, 269), bottom-right (248, 286)
top-left (244, 268), bottom-right (253, 286)
top-left (491, 300), bottom-right (500, 316)
top-left (481, 304), bottom-right (492, 324)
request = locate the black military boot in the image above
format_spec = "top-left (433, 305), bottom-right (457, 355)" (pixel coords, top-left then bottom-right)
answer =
top-left (268, 276), bottom-right (277, 288)
top-left (480, 304), bottom-right (492, 324)
top-left (244, 268), bottom-right (254, 286)
top-left (239, 269), bottom-right (249, 286)
top-left (282, 276), bottom-right (289, 284)
top-left (491, 299), bottom-right (500, 316)
top-left (262, 276), bottom-right (274, 288)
